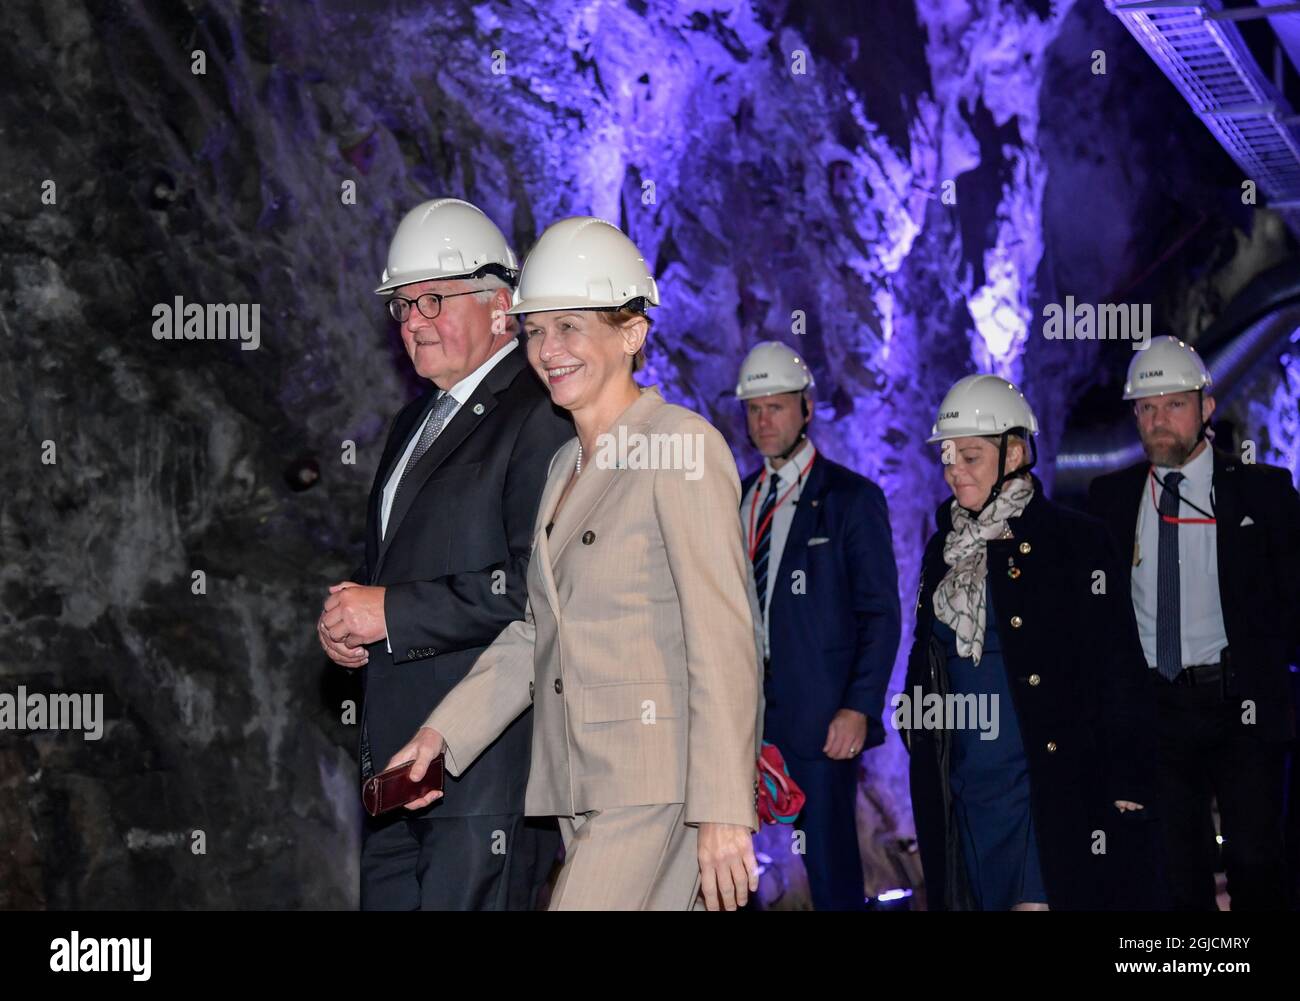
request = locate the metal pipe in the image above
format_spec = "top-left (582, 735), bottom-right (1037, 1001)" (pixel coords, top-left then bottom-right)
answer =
top-left (1206, 303), bottom-right (1300, 405)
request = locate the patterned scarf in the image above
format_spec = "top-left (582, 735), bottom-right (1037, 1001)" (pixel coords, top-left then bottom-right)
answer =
top-left (933, 476), bottom-right (1034, 665)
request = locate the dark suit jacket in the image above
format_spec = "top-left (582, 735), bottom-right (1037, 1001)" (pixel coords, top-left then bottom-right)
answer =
top-left (903, 480), bottom-right (1163, 910)
top-left (741, 453), bottom-right (901, 760)
top-left (357, 347), bottom-right (573, 816)
top-left (1088, 449), bottom-right (1300, 742)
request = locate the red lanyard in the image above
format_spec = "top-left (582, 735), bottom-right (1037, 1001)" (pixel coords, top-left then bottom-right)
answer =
top-left (747, 452), bottom-right (818, 560)
top-left (1148, 467), bottom-right (1216, 525)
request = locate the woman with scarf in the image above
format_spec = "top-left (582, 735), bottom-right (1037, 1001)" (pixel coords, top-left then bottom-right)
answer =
top-left (901, 374), bottom-right (1163, 910)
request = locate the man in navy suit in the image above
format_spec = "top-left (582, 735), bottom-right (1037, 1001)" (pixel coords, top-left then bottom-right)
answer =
top-left (1089, 336), bottom-right (1299, 910)
top-left (736, 341), bottom-right (901, 910)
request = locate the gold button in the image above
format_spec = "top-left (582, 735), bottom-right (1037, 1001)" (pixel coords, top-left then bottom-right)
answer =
top-left (1010, 615), bottom-right (1023, 628)
top-left (1019, 542), bottom-right (1031, 555)
top-left (1008, 567), bottom-right (1021, 580)
top-left (1046, 741), bottom-right (1057, 752)
top-left (1028, 674), bottom-right (1040, 686)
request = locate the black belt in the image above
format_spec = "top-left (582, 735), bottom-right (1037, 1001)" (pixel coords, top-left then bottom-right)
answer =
top-left (1155, 649), bottom-right (1230, 688)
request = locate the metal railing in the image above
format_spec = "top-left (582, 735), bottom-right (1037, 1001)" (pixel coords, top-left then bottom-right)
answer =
top-left (1109, 1), bottom-right (1300, 207)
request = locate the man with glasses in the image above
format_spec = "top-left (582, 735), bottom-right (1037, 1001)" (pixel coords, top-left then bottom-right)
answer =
top-left (317, 198), bottom-right (572, 909)
top-left (1089, 335), bottom-right (1300, 910)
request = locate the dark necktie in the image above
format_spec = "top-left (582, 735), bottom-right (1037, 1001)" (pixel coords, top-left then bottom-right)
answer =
top-left (751, 474), bottom-right (782, 617)
top-left (393, 391), bottom-right (459, 509)
top-left (360, 726), bottom-right (373, 779)
top-left (1156, 471), bottom-right (1185, 681)
top-left (365, 390), bottom-right (460, 774)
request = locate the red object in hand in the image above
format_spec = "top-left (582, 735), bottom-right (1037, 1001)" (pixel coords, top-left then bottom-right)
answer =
top-left (361, 755), bottom-right (445, 816)
top-left (756, 741), bottom-right (806, 825)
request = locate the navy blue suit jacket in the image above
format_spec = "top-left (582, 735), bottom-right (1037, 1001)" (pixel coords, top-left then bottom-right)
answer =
top-left (742, 451), bottom-right (901, 760)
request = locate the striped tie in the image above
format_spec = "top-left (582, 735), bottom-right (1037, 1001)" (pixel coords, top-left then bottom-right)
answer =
top-left (751, 475), bottom-right (782, 617)
top-left (394, 391), bottom-right (460, 506)
top-left (1156, 471), bottom-right (1184, 681)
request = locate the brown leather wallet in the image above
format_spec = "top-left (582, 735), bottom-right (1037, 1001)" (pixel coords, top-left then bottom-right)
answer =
top-left (361, 754), bottom-right (445, 816)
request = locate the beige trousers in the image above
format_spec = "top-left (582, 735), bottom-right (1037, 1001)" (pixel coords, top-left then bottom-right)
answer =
top-left (549, 803), bottom-right (701, 911)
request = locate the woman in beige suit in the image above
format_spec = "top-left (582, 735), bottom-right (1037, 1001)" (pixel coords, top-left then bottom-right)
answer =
top-left (383, 216), bottom-right (763, 911)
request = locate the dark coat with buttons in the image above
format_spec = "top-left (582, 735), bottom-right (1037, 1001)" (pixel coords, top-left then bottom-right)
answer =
top-left (901, 477), bottom-right (1165, 910)
top-left (357, 347), bottom-right (573, 816)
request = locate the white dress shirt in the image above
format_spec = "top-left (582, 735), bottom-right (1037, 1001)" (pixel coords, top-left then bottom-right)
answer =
top-left (379, 337), bottom-right (518, 652)
top-left (1130, 442), bottom-right (1229, 668)
top-left (741, 438), bottom-right (817, 657)
top-left (380, 337), bottom-right (518, 539)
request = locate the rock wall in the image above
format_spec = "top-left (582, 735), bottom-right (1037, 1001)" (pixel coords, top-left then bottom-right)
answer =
top-left (0, 0), bottom-right (1289, 908)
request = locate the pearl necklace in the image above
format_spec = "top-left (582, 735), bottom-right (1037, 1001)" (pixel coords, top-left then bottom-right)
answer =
top-left (576, 443), bottom-right (583, 476)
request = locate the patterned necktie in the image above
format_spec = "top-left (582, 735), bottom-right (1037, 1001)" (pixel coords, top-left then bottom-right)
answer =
top-left (1156, 471), bottom-right (1185, 681)
top-left (751, 474), bottom-right (782, 617)
top-left (394, 391), bottom-right (459, 504)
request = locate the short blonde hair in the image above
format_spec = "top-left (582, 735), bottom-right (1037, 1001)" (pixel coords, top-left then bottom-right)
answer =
top-left (984, 432), bottom-right (1030, 474)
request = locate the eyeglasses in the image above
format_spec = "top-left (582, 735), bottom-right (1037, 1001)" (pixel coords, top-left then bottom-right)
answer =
top-left (387, 290), bottom-right (481, 323)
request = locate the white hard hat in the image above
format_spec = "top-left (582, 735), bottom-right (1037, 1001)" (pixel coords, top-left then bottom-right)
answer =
top-left (375, 198), bottom-right (519, 294)
top-left (928, 374), bottom-right (1039, 443)
top-left (734, 341), bottom-right (815, 400)
top-left (505, 216), bottom-right (659, 315)
top-left (1123, 335), bottom-right (1212, 400)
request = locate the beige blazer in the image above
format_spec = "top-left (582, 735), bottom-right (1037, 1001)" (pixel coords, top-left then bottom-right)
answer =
top-left (426, 386), bottom-right (763, 830)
